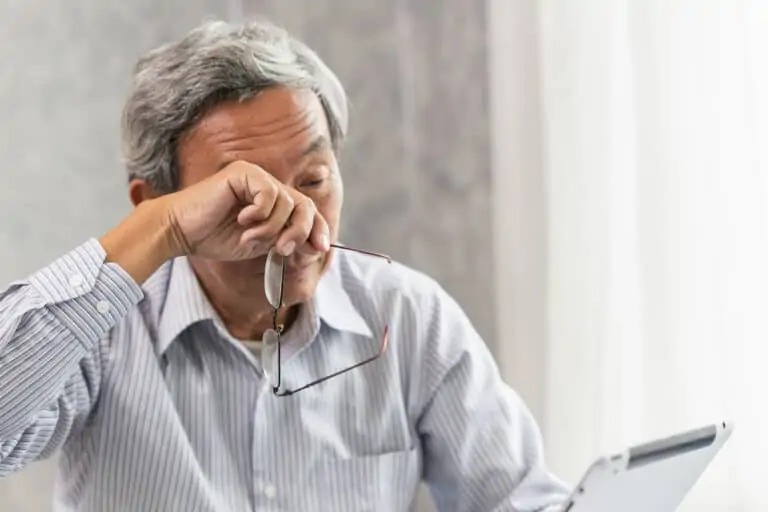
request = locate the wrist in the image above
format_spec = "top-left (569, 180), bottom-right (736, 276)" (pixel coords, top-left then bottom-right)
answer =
top-left (99, 196), bottom-right (181, 284)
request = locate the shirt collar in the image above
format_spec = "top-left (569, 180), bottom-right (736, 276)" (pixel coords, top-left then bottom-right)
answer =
top-left (313, 261), bottom-right (373, 338)
top-left (155, 257), bottom-right (220, 356)
top-left (151, 255), bottom-right (373, 356)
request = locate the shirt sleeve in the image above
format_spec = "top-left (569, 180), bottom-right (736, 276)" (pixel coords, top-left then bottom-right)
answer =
top-left (0, 239), bottom-right (143, 476)
top-left (415, 283), bottom-right (571, 512)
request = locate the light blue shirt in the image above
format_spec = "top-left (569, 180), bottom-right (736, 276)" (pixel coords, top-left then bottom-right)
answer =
top-left (0, 239), bottom-right (569, 511)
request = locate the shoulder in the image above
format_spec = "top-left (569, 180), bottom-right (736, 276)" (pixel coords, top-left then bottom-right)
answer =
top-left (331, 250), bottom-right (489, 417)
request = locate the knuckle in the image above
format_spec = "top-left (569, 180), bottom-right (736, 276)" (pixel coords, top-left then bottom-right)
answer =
top-left (227, 160), bottom-right (255, 176)
top-left (220, 160), bottom-right (239, 174)
top-left (281, 189), bottom-right (295, 209)
top-left (297, 202), bottom-right (315, 225)
top-left (264, 180), bottom-right (279, 199)
top-left (303, 196), bottom-right (317, 212)
top-left (296, 196), bottom-right (315, 215)
top-left (239, 159), bottom-right (264, 172)
top-left (231, 159), bottom-right (249, 170)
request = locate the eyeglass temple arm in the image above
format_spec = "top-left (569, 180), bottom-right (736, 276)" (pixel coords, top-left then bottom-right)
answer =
top-left (272, 326), bottom-right (389, 397)
top-left (330, 243), bottom-right (392, 263)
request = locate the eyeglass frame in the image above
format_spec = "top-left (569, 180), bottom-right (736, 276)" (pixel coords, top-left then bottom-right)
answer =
top-left (264, 243), bottom-right (391, 397)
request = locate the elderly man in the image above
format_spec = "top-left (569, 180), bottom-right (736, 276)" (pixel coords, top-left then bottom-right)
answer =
top-left (0, 19), bottom-right (568, 512)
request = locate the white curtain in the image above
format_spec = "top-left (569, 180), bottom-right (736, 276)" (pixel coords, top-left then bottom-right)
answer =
top-left (493, 1), bottom-right (768, 511)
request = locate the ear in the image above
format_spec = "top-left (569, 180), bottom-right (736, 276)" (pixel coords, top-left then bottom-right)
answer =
top-left (129, 179), bottom-right (161, 207)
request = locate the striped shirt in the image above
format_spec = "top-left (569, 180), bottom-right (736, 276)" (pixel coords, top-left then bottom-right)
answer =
top-left (0, 239), bottom-right (569, 511)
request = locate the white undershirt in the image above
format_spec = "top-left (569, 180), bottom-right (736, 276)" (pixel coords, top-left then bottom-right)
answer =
top-left (240, 339), bottom-right (263, 357)
top-left (211, 317), bottom-right (263, 361)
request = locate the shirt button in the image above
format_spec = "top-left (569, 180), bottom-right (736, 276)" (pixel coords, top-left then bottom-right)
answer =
top-left (96, 301), bottom-right (111, 314)
top-left (69, 274), bottom-right (85, 288)
top-left (263, 483), bottom-right (277, 499)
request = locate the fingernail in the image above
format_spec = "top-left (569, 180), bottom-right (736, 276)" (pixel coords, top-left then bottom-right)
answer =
top-left (321, 233), bottom-right (330, 251)
top-left (281, 241), bottom-right (296, 256)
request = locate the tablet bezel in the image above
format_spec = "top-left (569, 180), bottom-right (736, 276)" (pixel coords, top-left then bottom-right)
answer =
top-left (561, 421), bottom-right (733, 512)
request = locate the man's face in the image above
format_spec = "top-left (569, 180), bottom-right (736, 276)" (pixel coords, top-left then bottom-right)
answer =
top-left (176, 86), bottom-right (343, 306)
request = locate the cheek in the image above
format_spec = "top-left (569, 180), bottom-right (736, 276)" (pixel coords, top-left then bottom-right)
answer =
top-left (315, 189), bottom-right (342, 237)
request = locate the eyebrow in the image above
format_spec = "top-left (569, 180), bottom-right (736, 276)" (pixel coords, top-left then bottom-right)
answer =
top-left (300, 135), bottom-right (331, 159)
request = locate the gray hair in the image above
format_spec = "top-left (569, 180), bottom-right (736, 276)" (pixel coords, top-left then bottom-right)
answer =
top-left (122, 19), bottom-right (349, 194)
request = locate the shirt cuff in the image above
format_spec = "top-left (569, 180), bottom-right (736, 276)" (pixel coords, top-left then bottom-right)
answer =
top-left (27, 238), bottom-right (145, 347)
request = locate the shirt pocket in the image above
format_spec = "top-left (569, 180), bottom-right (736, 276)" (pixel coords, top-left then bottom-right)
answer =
top-left (290, 448), bottom-right (422, 512)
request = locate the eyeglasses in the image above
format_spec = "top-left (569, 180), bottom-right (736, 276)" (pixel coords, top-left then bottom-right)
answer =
top-left (262, 243), bottom-right (391, 397)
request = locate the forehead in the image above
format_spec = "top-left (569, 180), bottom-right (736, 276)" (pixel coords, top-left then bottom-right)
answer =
top-left (178, 87), bottom-right (330, 183)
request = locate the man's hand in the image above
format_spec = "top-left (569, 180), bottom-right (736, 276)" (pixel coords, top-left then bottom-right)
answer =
top-left (100, 161), bottom-right (330, 284)
top-left (165, 160), bottom-right (330, 260)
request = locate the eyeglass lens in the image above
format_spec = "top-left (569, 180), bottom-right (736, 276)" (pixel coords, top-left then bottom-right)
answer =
top-left (261, 245), bottom-right (391, 396)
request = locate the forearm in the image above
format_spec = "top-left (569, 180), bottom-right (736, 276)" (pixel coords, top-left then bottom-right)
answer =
top-left (99, 196), bottom-right (180, 285)
top-left (0, 239), bottom-right (143, 472)
top-left (0, 309), bottom-right (93, 474)
top-left (0, 198), bottom-right (171, 439)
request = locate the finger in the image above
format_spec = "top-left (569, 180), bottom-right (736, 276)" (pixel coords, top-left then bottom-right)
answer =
top-left (240, 188), bottom-right (295, 245)
top-left (237, 181), bottom-right (279, 226)
top-left (309, 210), bottom-right (331, 252)
top-left (224, 160), bottom-right (272, 204)
top-left (275, 198), bottom-right (315, 256)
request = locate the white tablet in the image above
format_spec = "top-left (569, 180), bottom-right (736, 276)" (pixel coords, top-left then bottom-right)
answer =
top-left (561, 421), bottom-right (733, 512)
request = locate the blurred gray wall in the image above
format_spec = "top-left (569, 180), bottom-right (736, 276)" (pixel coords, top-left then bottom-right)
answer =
top-left (0, 2), bottom-right (492, 511)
